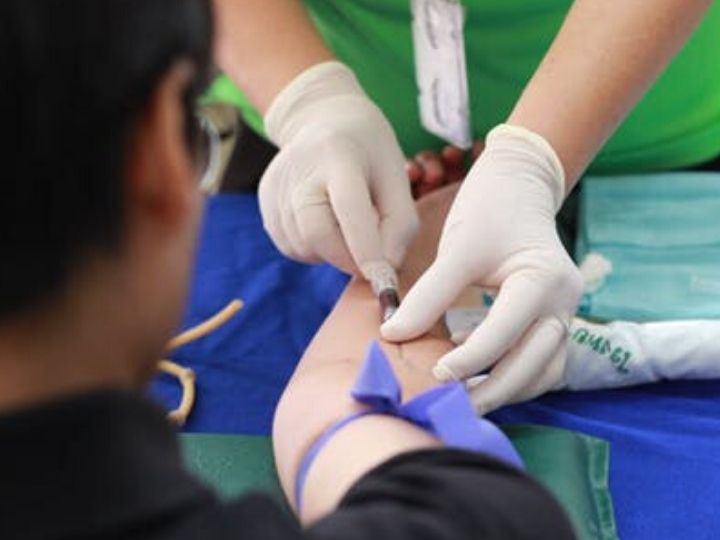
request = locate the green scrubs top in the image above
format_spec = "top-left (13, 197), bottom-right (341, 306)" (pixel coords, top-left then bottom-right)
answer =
top-left (206, 0), bottom-right (720, 174)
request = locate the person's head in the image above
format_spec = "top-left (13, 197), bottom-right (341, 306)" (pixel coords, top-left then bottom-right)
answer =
top-left (0, 0), bottom-right (214, 400)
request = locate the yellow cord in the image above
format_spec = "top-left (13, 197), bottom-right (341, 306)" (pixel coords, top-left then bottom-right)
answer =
top-left (160, 299), bottom-right (243, 425)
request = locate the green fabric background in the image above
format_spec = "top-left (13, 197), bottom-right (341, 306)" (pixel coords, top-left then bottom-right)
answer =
top-left (206, 0), bottom-right (720, 173)
top-left (181, 425), bottom-right (617, 540)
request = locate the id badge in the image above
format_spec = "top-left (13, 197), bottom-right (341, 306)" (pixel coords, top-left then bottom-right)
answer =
top-left (411, 0), bottom-right (472, 149)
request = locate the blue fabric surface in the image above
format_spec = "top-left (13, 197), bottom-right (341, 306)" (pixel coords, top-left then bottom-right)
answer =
top-left (153, 194), bottom-right (720, 540)
top-left (151, 195), bottom-right (348, 434)
top-left (492, 382), bottom-right (720, 540)
top-left (577, 172), bottom-right (720, 321)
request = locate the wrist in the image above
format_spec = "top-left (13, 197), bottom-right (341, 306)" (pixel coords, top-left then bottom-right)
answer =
top-left (264, 61), bottom-right (366, 145)
top-left (486, 124), bottom-right (567, 212)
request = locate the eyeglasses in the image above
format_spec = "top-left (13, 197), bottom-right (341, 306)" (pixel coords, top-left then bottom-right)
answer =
top-left (196, 113), bottom-right (222, 192)
top-left (194, 104), bottom-right (239, 194)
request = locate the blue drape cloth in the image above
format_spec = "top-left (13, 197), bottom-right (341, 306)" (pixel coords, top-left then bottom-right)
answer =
top-left (153, 194), bottom-right (720, 540)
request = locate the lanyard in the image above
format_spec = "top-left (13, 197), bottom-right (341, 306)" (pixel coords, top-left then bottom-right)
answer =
top-left (411, 0), bottom-right (472, 148)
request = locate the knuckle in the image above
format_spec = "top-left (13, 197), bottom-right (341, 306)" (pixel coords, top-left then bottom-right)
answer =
top-left (543, 256), bottom-right (584, 294)
top-left (331, 187), bottom-right (364, 211)
top-left (290, 181), bottom-right (329, 213)
top-left (543, 316), bottom-right (569, 338)
top-left (294, 123), bottom-right (340, 149)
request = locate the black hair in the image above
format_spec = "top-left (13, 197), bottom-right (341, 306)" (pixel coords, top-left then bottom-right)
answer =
top-left (0, 0), bottom-right (213, 320)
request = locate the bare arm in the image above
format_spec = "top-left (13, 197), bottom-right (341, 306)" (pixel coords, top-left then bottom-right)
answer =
top-left (213, 0), bottom-right (334, 113)
top-left (272, 186), bottom-right (460, 524)
top-left (508, 0), bottom-right (713, 186)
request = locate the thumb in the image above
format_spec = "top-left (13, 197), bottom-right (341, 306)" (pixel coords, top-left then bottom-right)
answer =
top-left (381, 256), bottom-right (468, 342)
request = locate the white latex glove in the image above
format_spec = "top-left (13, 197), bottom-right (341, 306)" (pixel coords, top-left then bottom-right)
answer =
top-left (382, 124), bottom-right (584, 414)
top-left (258, 61), bottom-right (418, 283)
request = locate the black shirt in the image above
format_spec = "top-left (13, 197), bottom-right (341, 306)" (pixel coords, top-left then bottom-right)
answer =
top-left (0, 391), bottom-right (576, 540)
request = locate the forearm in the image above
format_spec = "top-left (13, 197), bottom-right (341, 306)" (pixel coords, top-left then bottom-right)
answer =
top-left (273, 188), bottom-right (459, 523)
top-left (508, 0), bottom-right (712, 187)
top-left (271, 278), bottom-right (571, 535)
top-left (272, 186), bottom-right (575, 538)
top-left (213, 0), bottom-right (334, 113)
top-left (273, 279), bottom-right (450, 523)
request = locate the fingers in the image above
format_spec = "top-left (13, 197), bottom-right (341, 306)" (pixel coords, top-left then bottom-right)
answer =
top-left (406, 160), bottom-right (423, 184)
top-left (441, 145), bottom-right (465, 168)
top-left (264, 138), bottom-right (487, 274)
top-left (263, 144), bottom-right (412, 274)
top-left (440, 146), bottom-right (466, 184)
top-left (468, 318), bottom-right (567, 415)
top-left (260, 152), bottom-right (369, 273)
top-left (381, 256), bottom-right (469, 341)
top-left (373, 158), bottom-right (419, 269)
top-left (327, 163), bottom-right (385, 270)
top-left (258, 155), bottom-right (305, 261)
top-left (408, 148), bottom-right (459, 199)
top-left (408, 143), bottom-right (483, 198)
top-left (432, 273), bottom-right (549, 382)
top-left (415, 151), bottom-right (445, 188)
top-left (293, 191), bottom-right (357, 274)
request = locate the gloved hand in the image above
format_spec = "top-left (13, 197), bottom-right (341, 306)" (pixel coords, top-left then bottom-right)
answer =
top-left (259, 61), bottom-right (418, 282)
top-left (382, 124), bottom-right (584, 414)
top-left (446, 309), bottom-right (720, 393)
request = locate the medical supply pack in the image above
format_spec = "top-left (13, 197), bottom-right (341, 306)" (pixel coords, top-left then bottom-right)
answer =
top-left (576, 172), bottom-right (720, 321)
